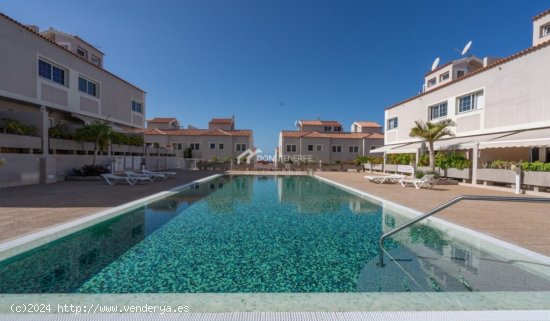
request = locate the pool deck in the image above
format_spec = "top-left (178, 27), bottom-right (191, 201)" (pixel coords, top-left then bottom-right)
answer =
top-left (0, 170), bottom-right (222, 243)
top-left (315, 172), bottom-right (550, 256)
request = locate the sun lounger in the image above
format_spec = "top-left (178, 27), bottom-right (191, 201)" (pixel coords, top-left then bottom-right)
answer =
top-left (101, 174), bottom-right (137, 185)
top-left (400, 174), bottom-right (436, 189)
top-left (140, 169), bottom-right (176, 177)
top-left (124, 171), bottom-right (158, 181)
top-left (365, 174), bottom-right (405, 184)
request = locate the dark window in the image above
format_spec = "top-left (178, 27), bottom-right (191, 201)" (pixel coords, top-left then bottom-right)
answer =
top-left (38, 60), bottom-right (51, 79)
top-left (210, 143), bottom-right (216, 150)
top-left (387, 117), bottom-right (398, 130)
top-left (38, 59), bottom-right (65, 85)
top-left (332, 146), bottom-right (341, 153)
top-left (218, 143), bottom-right (224, 150)
top-left (307, 145), bottom-right (313, 151)
top-left (132, 101), bottom-right (143, 113)
top-left (79, 77), bottom-right (98, 97)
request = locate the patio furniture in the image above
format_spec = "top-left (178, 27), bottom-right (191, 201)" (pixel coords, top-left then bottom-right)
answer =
top-left (365, 174), bottom-right (405, 184)
top-left (140, 169), bottom-right (176, 178)
top-left (124, 171), bottom-right (158, 181)
top-left (400, 174), bottom-right (436, 189)
top-left (101, 174), bottom-right (138, 186)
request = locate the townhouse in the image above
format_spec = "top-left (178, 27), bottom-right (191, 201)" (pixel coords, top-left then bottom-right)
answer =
top-left (144, 117), bottom-right (253, 161)
top-left (373, 9), bottom-right (550, 185)
top-left (278, 120), bottom-right (384, 164)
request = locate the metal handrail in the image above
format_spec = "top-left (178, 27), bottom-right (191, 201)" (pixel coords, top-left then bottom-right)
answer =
top-left (377, 195), bottom-right (550, 267)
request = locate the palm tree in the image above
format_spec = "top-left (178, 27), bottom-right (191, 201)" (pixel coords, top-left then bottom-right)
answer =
top-left (75, 121), bottom-right (112, 165)
top-left (409, 119), bottom-right (456, 173)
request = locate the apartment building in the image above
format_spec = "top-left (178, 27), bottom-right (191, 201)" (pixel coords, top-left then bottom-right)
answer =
top-left (373, 9), bottom-right (550, 183)
top-left (0, 13), bottom-right (146, 142)
top-left (144, 117), bottom-right (253, 161)
top-left (278, 120), bottom-right (384, 164)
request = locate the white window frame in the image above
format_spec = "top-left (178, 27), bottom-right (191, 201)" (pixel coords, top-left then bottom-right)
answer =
top-left (91, 54), bottom-right (101, 66)
top-left (542, 24), bottom-right (550, 38)
top-left (439, 72), bottom-right (449, 82)
top-left (286, 144), bottom-right (297, 152)
top-left (456, 69), bottom-right (466, 79)
top-left (131, 100), bottom-right (143, 114)
top-left (38, 58), bottom-right (68, 87)
top-left (78, 75), bottom-right (100, 98)
top-left (236, 143), bottom-right (247, 151)
top-left (387, 117), bottom-right (398, 130)
top-left (457, 90), bottom-right (484, 114)
top-left (307, 144), bottom-right (314, 151)
top-left (348, 145), bottom-right (359, 153)
top-left (331, 145), bottom-right (342, 153)
top-left (427, 77), bottom-right (436, 87)
top-left (58, 42), bottom-right (71, 51)
top-left (428, 101), bottom-right (448, 120)
top-left (189, 142), bottom-right (200, 151)
top-left (76, 46), bottom-right (88, 59)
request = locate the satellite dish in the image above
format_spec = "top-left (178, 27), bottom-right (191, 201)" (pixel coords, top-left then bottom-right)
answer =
top-left (461, 41), bottom-right (472, 56)
top-left (431, 57), bottom-right (440, 71)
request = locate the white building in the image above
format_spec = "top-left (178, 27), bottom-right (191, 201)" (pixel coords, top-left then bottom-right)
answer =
top-left (373, 9), bottom-right (550, 185)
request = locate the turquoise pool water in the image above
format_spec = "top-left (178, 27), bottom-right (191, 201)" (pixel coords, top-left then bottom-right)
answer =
top-left (1, 175), bottom-right (550, 293)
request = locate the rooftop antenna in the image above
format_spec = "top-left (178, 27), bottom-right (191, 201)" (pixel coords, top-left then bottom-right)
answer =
top-left (431, 57), bottom-right (440, 71)
top-left (461, 40), bottom-right (473, 56)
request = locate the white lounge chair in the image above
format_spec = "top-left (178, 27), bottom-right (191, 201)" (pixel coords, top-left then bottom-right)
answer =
top-left (140, 169), bottom-right (176, 177)
top-left (365, 174), bottom-right (405, 184)
top-left (400, 174), bottom-right (436, 189)
top-left (124, 171), bottom-right (158, 181)
top-left (101, 174), bottom-right (137, 186)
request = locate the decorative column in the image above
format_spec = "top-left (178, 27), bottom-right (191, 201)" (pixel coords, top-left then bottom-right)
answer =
top-left (471, 143), bottom-right (479, 185)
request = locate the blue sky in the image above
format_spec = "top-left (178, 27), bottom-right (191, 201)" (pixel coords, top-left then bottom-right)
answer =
top-left (1, 0), bottom-right (548, 153)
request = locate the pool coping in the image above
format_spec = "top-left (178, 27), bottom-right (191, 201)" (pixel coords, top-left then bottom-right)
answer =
top-left (0, 174), bottom-right (224, 262)
top-left (1, 173), bottom-right (550, 315)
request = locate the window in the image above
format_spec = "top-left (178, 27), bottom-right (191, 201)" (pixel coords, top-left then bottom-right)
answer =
top-left (542, 24), bottom-right (550, 38)
top-left (370, 145), bottom-right (377, 150)
top-left (323, 126), bottom-right (332, 132)
top-left (316, 145), bottom-right (322, 151)
top-left (189, 143), bottom-right (200, 150)
top-left (307, 145), bottom-right (314, 151)
top-left (77, 46), bottom-right (88, 59)
top-left (236, 143), bottom-right (247, 151)
top-left (210, 143), bottom-right (216, 150)
top-left (439, 72), bottom-right (449, 82)
top-left (456, 70), bottom-right (465, 78)
top-left (334, 126), bottom-right (342, 132)
top-left (131, 101), bottom-right (143, 113)
top-left (286, 144), bottom-right (297, 152)
top-left (91, 55), bottom-right (101, 66)
top-left (349, 146), bottom-right (359, 153)
top-left (332, 145), bottom-right (342, 153)
top-left (387, 117), bottom-right (398, 130)
top-left (78, 77), bottom-right (98, 97)
top-left (218, 143), bottom-right (224, 150)
top-left (429, 101), bottom-right (448, 120)
top-left (427, 77), bottom-right (436, 87)
top-left (458, 91), bottom-right (484, 113)
top-left (172, 143), bottom-right (182, 150)
top-left (38, 59), bottom-right (66, 86)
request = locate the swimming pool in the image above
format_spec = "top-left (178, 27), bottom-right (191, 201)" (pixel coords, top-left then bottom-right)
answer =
top-left (1, 175), bottom-right (550, 297)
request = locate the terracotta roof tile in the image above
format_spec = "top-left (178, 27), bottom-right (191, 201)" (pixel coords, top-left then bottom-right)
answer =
top-left (281, 131), bottom-right (384, 139)
top-left (533, 9), bottom-right (550, 21)
top-left (355, 121), bottom-right (382, 128)
top-left (386, 38), bottom-right (550, 110)
top-left (299, 120), bottom-right (342, 126)
top-left (145, 129), bottom-right (252, 137)
top-left (0, 13), bottom-right (145, 93)
top-left (209, 118), bottom-right (233, 124)
top-left (148, 117), bottom-right (177, 123)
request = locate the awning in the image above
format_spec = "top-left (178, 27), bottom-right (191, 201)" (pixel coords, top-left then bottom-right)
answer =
top-left (370, 144), bottom-right (408, 154)
top-left (372, 132), bottom-right (515, 154)
top-left (480, 127), bottom-right (550, 149)
top-left (71, 113), bottom-right (125, 132)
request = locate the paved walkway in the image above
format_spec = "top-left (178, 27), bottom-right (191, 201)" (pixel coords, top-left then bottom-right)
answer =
top-left (316, 172), bottom-right (550, 256)
top-left (0, 170), bottom-right (221, 242)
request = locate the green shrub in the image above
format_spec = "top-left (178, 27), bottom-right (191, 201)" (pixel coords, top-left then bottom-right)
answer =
top-left (435, 152), bottom-right (471, 170)
top-left (418, 154), bottom-right (430, 166)
top-left (386, 153), bottom-right (415, 165)
top-left (110, 132), bottom-right (144, 146)
top-left (520, 161), bottom-right (550, 172)
top-left (1, 118), bottom-right (38, 136)
top-left (72, 164), bottom-right (110, 177)
top-left (354, 156), bottom-right (383, 165)
top-left (183, 147), bottom-right (193, 158)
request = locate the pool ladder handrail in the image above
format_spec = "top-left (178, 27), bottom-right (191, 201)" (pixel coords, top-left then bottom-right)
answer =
top-left (377, 195), bottom-right (550, 267)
